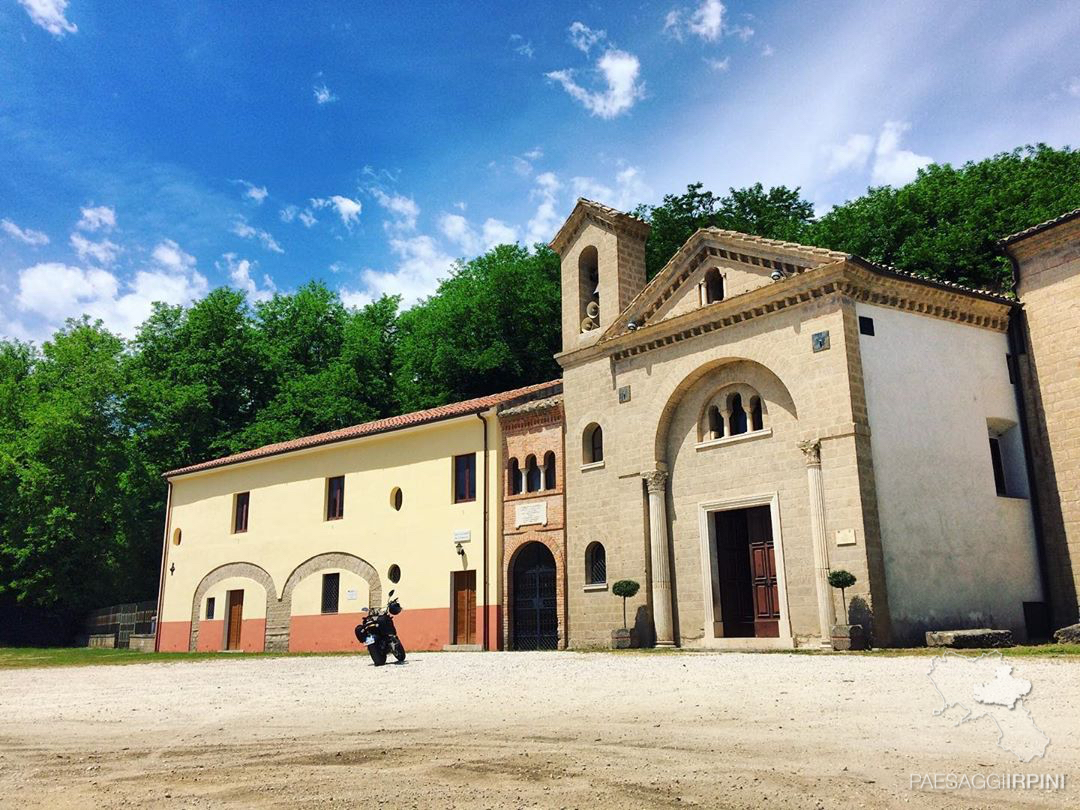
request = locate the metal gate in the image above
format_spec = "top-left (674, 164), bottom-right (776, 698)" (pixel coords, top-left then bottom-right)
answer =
top-left (511, 542), bottom-right (558, 650)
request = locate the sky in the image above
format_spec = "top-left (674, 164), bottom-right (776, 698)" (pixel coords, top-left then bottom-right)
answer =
top-left (2, 0), bottom-right (1079, 343)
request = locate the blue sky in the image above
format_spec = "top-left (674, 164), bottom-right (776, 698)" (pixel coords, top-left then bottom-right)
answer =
top-left (2, 1), bottom-right (1078, 342)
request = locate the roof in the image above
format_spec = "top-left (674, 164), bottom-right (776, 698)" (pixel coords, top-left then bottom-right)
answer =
top-left (847, 256), bottom-right (1014, 304)
top-left (548, 198), bottom-right (650, 254)
top-left (164, 379), bottom-right (562, 478)
top-left (497, 392), bottom-right (563, 417)
top-left (1000, 208), bottom-right (1080, 246)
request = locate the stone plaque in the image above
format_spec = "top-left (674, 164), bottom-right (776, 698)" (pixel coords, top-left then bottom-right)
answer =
top-left (453, 529), bottom-right (471, 543)
top-left (618, 385), bottom-right (631, 403)
top-left (812, 330), bottom-right (830, 352)
top-left (515, 501), bottom-right (548, 527)
top-left (346, 589), bottom-right (358, 601)
top-left (835, 528), bottom-right (857, 546)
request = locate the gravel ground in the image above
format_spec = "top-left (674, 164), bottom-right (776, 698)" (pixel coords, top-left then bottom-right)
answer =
top-left (0, 650), bottom-right (1077, 809)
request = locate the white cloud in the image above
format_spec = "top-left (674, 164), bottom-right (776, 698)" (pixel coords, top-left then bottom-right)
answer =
top-left (230, 218), bottom-right (284, 253)
top-left (523, 147), bottom-right (544, 161)
top-left (345, 234), bottom-right (458, 308)
top-left (1065, 76), bottom-right (1080, 97)
top-left (546, 49), bottom-right (645, 119)
top-left (509, 33), bottom-right (534, 59)
top-left (151, 239), bottom-right (197, 272)
top-left (871, 121), bottom-right (932, 186)
top-left (568, 21), bottom-right (606, 54)
top-left (482, 218), bottom-right (519, 247)
top-left (219, 253), bottom-right (275, 302)
top-left (238, 180), bottom-right (268, 204)
top-left (279, 205), bottom-right (298, 223)
top-left (526, 172), bottom-right (563, 246)
top-left (310, 195), bottom-right (362, 227)
top-left (298, 210), bottom-right (317, 228)
top-left (17, 263), bottom-right (117, 322)
top-left (663, 10), bottom-right (685, 41)
top-left (826, 133), bottom-right (874, 175)
top-left (76, 205), bottom-right (116, 232)
top-left (571, 165), bottom-right (652, 211)
top-left (70, 232), bottom-right (121, 266)
top-left (730, 23), bottom-right (754, 41)
top-left (761, 44), bottom-right (775, 57)
top-left (689, 0), bottom-right (725, 42)
top-left (705, 56), bottom-right (730, 72)
top-left (439, 213), bottom-right (519, 256)
top-left (313, 83), bottom-right (338, 104)
top-left (18, 0), bottom-right (77, 37)
top-left (1, 218), bottom-right (49, 246)
top-left (370, 189), bottom-right (419, 231)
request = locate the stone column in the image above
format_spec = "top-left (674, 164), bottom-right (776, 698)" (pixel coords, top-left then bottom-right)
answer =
top-left (642, 469), bottom-right (676, 647)
top-left (799, 440), bottom-right (835, 646)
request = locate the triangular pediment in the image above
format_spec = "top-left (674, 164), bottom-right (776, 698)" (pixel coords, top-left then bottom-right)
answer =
top-left (599, 229), bottom-right (847, 340)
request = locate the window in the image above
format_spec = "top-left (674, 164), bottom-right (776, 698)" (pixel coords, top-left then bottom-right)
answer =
top-left (454, 453), bottom-right (476, 503)
top-left (583, 423), bottom-right (604, 464)
top-left (508, 459), bottom-right (522, 495)
top-left (525, 455), bottom-right (541, 492)
top-left (703, 268), bottom-right (724, 304)
top-left (859, 315), bottom-right (875, 336)
top-left (233, 492), bottom-right (250, 533)
top-left (543, 451), bottom-right (557, 490)
top-left (1006, 353), bottom-right (1017, 385)
top-left (321, 573), bottom-right (340, 614)
top-left (750, 396), bottom-right (764, 432)
top-left (585, 542), bottom-right (606, 585)
top-left (579, 246), bottom-right (600, 332)
top-left (989, 437), bottom-right (1008, 497)
top-left (707, 406), bottom-right (723, 440)
top-left (987, 419), bottom-right (1029, 499)
top-left (388, 564), bottom-right (401, 584)
top-left (728, 393), bottom-right (748, 436)
top-left (326, 476), bottom-right (345, 520)
top-left (391, 487), bottom-right (403, 511)
top-left (205, 597), bottom-right (215, 620)
top-left (172, 528), bottom-right (181, 546)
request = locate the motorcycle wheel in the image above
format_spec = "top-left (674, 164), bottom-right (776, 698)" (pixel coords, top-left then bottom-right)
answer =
top-left (391, 639), bottom-right (406, 663)
top-left (368, 644), bottom-right (387, 667)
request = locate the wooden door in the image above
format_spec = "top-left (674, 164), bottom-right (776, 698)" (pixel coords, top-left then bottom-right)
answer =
top-left (226, 590), bottom-right (244, 650)
top-left (746, 506), bottom-right (780, 637)
top-left (452, 571), bottom-right (476, 645)
top-left (715, 510), bottom-right (755, 637)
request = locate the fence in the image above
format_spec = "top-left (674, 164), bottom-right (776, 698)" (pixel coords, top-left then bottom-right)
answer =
top-left (82, 600), bottom-right (157, 649)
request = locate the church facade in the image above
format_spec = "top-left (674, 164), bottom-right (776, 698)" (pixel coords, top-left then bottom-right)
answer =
top-left (154, 201), bottom-right (1080, 653)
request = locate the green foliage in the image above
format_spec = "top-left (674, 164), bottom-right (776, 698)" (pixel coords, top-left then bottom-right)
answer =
top-left (612, 579), bottom-right (640, 599)
top-left (827, 570), bottom-right (857, 590)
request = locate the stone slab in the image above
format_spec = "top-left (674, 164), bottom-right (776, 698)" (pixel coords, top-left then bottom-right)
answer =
top-left (925, 628), bottom-right (1014, 649)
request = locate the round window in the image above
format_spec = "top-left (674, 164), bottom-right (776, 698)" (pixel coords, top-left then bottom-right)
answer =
top-left (388, 564), bottom-right (401, 583)
top-left (391, 487), bottom-right (403, 511)
top-left (172, 528), bottom-right (182, 546)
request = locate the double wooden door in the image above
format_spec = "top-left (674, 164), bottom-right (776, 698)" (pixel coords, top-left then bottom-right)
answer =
top-left (714, 506), bottom-right (780, 638)
top-left (452, 570), bottom-right (476, 646)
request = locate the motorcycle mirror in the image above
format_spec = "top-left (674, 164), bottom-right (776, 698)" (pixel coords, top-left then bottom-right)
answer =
top-left (388, 589), bottom-right (395, 597)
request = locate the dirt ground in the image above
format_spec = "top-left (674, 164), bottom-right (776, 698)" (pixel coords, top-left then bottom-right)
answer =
top-left (0, 650), bottom-right (1076, 809)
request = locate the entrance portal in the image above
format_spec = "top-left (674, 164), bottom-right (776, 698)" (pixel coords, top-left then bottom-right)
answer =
top-left (511, 542), bottom-right (558, 650)
top-left (451, 570), bottom-right (477, 645)
top-left (714, 506), bottom-right (780, 638)
top-left (225, 589), bottom-right (244, 650)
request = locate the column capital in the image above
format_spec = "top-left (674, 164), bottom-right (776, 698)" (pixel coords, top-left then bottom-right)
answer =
top-left (797, 439), bottom-right (822, 467)
top-left (641, 469), bottom-right (669, 493)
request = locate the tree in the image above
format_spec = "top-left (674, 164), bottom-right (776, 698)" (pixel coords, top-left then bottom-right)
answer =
top-left (827, 569), bottom-right (857, 618)
top-left (612, 579), bottom-right (640, 630)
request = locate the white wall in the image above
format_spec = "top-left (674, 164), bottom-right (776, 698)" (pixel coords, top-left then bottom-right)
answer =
top-left (858, 303), bottom-right (1043, 642)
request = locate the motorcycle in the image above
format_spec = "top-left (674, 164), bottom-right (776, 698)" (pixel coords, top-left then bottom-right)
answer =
top-left (354, 589), bottom-right (406, 666)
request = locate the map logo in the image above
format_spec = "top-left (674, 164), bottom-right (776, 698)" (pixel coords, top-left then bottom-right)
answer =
top-left (927, 651), bottom-right (1049, 762)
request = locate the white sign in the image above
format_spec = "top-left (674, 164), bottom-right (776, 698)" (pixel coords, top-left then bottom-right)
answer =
top-left (453, 529), bottom-right (472, 543)
top-left (835, 528), bottom-right (857, 547)
top-left (515, 501), bottom-right (548, 528)
top-left (346, 589), bottom-right (357, 601)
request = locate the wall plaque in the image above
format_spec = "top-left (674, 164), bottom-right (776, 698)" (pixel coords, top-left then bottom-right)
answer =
top-left (515, 501), bottom-right (548, 528)
top-left (346, 589), bottom-right (358, 601)
top-left (453, 529), bottom-right (471, 543)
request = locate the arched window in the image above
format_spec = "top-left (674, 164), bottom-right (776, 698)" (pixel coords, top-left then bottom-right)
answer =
top-left (703, 268), bottom-right (724, 304)
top-left (525, 455), bottom-right (542, 492)
top-left (508, 458), bottom-right (522, 495)
top-left (583, 423), bottom-right (604, 464)
top-left (728, 393), bottom-right (748, 436)
top-left (707, 406), bottom-right (723, 440)
top-left (750, 396), bottom-right (764, 432)
top-left (579, 246), bottom-right (600, 332)
top-left (585, 542), bottom-right (607, 585)
top-left (543, 451), bottom-right (557, 490)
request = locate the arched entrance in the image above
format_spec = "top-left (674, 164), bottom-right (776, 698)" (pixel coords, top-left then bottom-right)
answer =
top-left (511, 542), bottom-right (558, 650)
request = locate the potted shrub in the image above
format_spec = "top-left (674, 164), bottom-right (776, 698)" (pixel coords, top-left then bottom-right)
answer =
top-left (611, 579), bottom-right (640, 649)
top-left (827, 569), bottom-right (866, 650)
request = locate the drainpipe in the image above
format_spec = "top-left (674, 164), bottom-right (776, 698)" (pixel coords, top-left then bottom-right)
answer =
top-left (153, 480), bottom-right (174, 653)
top-left (477, 411), bottom-right (490, 650)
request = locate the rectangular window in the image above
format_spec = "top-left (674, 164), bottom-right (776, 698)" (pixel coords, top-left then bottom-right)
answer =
top-left (989, 437), bottom-right (1008, 497)
top-left (454, 453), bottom-right (476, 503)
top-left (321, 573), bottom-right (340, 614)
top-left (858, 315), bottom-right (875, 336)
top-left (1006, 353), bottom-right (1017, 385)
top-left (205, 597), bottom-right (216, 620)
top-left (233, 492), bottom-right (250, 533)
top-left (326, 476), bottom-right (345, 520)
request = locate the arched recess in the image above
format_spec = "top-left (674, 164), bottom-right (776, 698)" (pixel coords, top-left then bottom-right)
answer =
top-left (189, 561), bottom-right (277, 652)
top-left (652, 357), bottom-right (799, 466)
top-left (272, 552), bottom-right (382, 651)
top-left (506, 539), bottom-right (563, 651)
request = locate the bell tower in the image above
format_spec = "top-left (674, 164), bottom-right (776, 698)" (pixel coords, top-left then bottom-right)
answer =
top-left (549, 199), bottom-right (650, 353)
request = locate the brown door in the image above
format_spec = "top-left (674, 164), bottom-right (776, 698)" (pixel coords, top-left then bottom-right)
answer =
top-left (715, 510), bottom-right (755, 637)
top-left (746, 506), bottom-right (780, 637)
top-left (452, 571), bottom-right (476, 645)
top-left (225, 590), bottom-right (244, 650)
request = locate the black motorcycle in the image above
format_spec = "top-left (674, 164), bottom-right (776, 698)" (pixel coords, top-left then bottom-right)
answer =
top-left (354, 589), bottom-right (406, 666)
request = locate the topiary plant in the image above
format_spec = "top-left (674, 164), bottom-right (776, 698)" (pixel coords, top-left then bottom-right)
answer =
top-left (827, 569), bottom-right (857, 618)
top-left (611, 579), bottom-right (640, 630)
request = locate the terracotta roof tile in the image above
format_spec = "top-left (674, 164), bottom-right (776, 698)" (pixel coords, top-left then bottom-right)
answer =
top-left (1000, 208), bottom-right (1080, 245)
top-left (165, 379), bottom-right (562, 478)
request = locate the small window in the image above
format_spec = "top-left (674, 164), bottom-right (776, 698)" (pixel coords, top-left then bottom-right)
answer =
top-left (508, 459), bottom-right (522, 495)
top-left (703, 268), bottom-right (724, 304)
top-left (988, 420), bottom-right (1029, 498)
top-left (326, 476), bottom-right (345, 520)
top-left (1006, 353), bottom-right (1017, 385)
top-left (707, 406), bottom-right (723, 440)
top-left (388, 564), bottom-right (401, 584)
top-left (321, 572), bottom-right (340, 614)
top-left (543, 451), bottom-right (557, 490)
top-left (454, 453), bottom-right (476, 503)
top-left (728, 393), bottom-right (748, 436)
top-left (525, 455), bottom-right (541, 492)
top-left (989, 437), bottom-right (1008, 497)
top-left (172, 528), bottom-right (181, 546)
top-left (233, 492), bottom-right (250, 533)
top-left (750, 397), bottom-right (764, 432)
top-left (391, 486), bottom-right (403, 511)
top-left (585, 542), bottom-right (606, 585)
top-left (205, 597), bottom-right (215, 620)
top-left (859, 316), bottom-right (875, 336)
top-left (584, 423), bottom-right (604, 464)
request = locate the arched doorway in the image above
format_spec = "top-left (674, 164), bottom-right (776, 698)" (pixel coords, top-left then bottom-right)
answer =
top-left (511, 542), bottom-right (558, 650)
